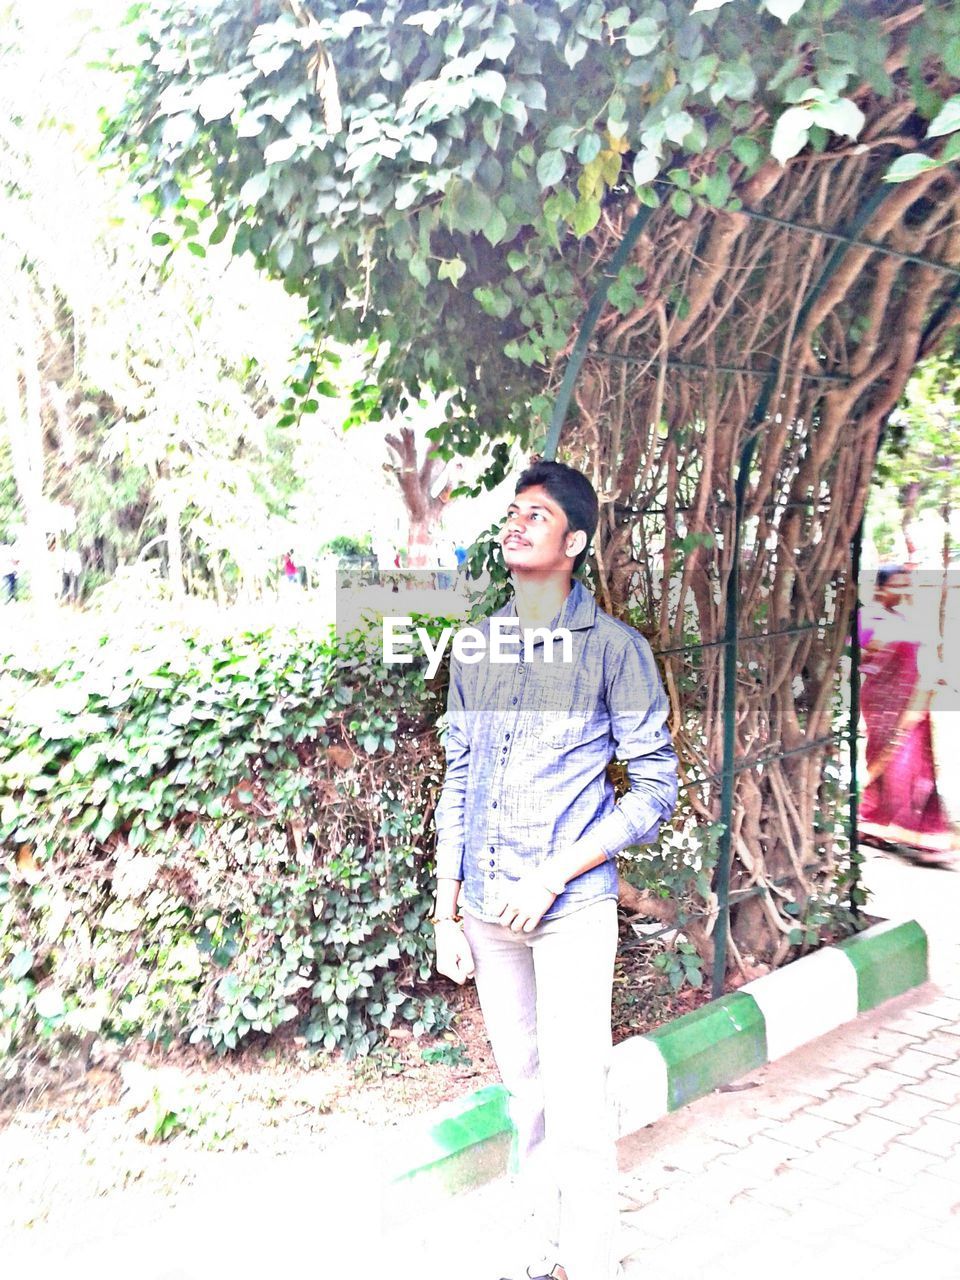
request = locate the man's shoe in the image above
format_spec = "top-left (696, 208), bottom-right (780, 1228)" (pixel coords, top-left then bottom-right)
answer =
top-left (498, 1267), bottom-right (568, 1280)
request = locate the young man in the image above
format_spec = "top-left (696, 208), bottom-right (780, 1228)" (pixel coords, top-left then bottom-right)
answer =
top-left (433, 461), bottom-right (678, 1280)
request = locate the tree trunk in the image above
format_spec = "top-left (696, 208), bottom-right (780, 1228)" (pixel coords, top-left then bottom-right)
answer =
top-left (384, 425), bottom-right (453, 568)
top-left (0, 289), bottom-right (58, 607)
top-left (159, 479), bottom-right (185, 599)
top-left (552, 146), bottom-right (960, 976)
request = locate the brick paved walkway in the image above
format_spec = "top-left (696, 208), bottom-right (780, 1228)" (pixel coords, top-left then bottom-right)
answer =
top-left (615, 982), bottom-right (960, 1280)
top-left (399, 848), bottom-right (960, 1280)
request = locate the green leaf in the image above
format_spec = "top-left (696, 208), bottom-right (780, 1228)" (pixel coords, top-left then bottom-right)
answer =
top-left (571, 197), bottom-right (601, 237)
top-left (484, 32), bottom-right (515, 61)
top-left (311, 234), bottom-right (340, 265)
top-left (731, 135), bottom-right (762, 167)
top-left (536, 148), bottom-right (567, 188)
top-left (187, 241), bottom-right (206, 258)
top-left (883, 152), bottom-right (939, 183)
top-left (448, 184), bottom-right (493, 233)
top-left (543, 187), bottom-right (576, 223)
top-left (770, 105), bottom-right (812, 163)
top-left (10, 948), bottom-right (34, 980)
top-left (473, 286), bottom-right (513, 320)
top-left (671, 190), bottom-right (693, 218)
top-left (632, 149), bottom-right (659, 187)
top-left (577, 133), bottom-right (602, 164)
top-left (483, 207), bottom-right (509, 246)
top-left (437, 257), bottom-right (466, 286)
top-left (218, 973), bottom-right (241, 1002)
top-left (236, 112), bottom-right (267, 138)
top-left (807, 96), bottom-right (864, 139)
top-left (409, 131), bottom-right (438, 162)
top-left (763, 0), bottom-right (807, 21)
top-left (73, 743), bottom-right (103, 775)
top-left (161, 113), bottom-right (196, 147)
top-left (927, 94), bottom-right (960, 139)
top-left (701, 171), bottom-right (731, 206)
top-left (664, 111), bottom-right (694, 145)
top-left (625, 17), bottom-right (661, 57)
top-left (408, 254), bottom-right (430, 287)
top-left (473, 69), bottom-right (507, 105)
top-left (196, 77), bottom-right (239, 123)
top-left (264, 136), bottom-right (299, 165)
top-left (546, 124), bottom-right (579, 151)
top-left (563, 35), bottom-right (588, 68)
top-left (712, 60), bottom-right (756, 103)
top-left (34, 988), bottom-right (65, 1020)
top-left (151, 231), bottom-right (171, 246)
top-left (239, 171), bottom-right (270, 206)
top-left (252, 44), bottom-right (295, 77)
top-left (395, 179), bottom-right (420, 211)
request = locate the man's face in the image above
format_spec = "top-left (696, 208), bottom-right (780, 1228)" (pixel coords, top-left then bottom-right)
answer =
top-left (499, 485), bottom-right (583, 573)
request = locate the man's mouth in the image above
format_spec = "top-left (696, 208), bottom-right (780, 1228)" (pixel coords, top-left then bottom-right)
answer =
top-left (503, 536), bottom-right (529, 549)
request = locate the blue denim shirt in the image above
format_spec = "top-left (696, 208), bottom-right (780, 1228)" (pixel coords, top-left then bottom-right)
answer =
top-left (434, 580), bottom-right (678, 922)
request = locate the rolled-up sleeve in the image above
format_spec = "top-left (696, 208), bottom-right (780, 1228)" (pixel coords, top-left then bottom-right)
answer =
top-left (433, 656), bottom-right (469, 881)
top-left (570, 631), bottom-right (678, 863)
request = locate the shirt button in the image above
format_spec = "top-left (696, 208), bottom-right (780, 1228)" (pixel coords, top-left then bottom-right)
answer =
top-left (489, 846), bottom-right (495, 853)
top-left (489, 859), bottom-right (495, 867)
top-left (511, 697), bottom-right (518, 705)
top-left (492, 801), bottom-right (498, 809)
top-left (489, 872), bottom-right (495, 879)
top-left (504, 733), bottom-right (510, 740)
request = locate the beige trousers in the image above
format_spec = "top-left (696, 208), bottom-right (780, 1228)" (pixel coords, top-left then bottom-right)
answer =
top-left (463, 898), bottom-right (621, 1280)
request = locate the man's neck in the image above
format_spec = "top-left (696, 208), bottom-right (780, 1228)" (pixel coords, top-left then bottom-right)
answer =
top-left (511, 569), bottom-right (574, 630)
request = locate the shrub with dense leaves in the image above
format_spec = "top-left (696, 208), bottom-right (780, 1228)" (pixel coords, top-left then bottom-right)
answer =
top-left (0, 623), bottom-right (450, 1074)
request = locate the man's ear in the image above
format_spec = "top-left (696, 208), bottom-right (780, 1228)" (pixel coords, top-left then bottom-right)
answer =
top-left (565, 529), bottom-right (587, 558)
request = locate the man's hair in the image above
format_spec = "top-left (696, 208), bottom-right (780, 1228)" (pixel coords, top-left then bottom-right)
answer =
top-left (515, 460), bottom-right (599, 573)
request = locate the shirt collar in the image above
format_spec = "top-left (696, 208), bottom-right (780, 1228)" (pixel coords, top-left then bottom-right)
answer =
top-left (497, 577), bottom-right (597, 633)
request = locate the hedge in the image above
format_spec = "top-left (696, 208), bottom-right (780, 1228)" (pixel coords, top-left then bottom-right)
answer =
top-left (0, 623), bottom-right (449, 1073)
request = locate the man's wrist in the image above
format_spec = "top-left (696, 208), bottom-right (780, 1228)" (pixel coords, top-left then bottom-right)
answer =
top-left (433, 876), bottom-right (462, 921)
top-left (537, 865), bottom-right (567, 897)
top-left (431, 914), bottom-right (464, 931)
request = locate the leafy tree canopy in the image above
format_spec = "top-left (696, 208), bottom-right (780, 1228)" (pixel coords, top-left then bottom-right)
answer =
top-left (107, 0), bottom-right (960, 473)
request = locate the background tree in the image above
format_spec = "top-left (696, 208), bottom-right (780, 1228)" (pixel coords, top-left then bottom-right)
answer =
top-left (108, 0), bottom-right (960, 972)
top-left (871, 348), bottom-right (960, 649)
top-left (0, 1), bottom-right (318, 605)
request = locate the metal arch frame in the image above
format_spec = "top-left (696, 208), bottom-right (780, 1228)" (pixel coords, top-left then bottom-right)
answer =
top-left (542, 185), bottom-right (960, 999)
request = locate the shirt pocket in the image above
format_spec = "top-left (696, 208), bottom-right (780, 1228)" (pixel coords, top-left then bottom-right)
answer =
top-left (544, 711), bottom-right (591, 749)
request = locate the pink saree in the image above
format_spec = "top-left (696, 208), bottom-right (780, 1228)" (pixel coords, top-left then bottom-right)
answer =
top-left (858, 607), bottom-right (955, 857)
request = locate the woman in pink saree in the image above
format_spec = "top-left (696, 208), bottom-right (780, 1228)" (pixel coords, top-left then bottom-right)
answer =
top-left (858, 566), bottom-right (957, 862)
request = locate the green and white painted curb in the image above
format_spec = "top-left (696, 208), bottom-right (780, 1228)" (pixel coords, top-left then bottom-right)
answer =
top-left (378, 918), bottom-right (928, 1220)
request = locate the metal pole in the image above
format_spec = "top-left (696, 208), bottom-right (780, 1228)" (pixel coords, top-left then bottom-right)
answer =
top-left (711, 432), bottom-right (757, 997)
top-left (848, 512), bottom-right (864, 918)
top-left (732, 203), bottom-right (960, 280)
top-left (543, 203), bottom-right (655, 461)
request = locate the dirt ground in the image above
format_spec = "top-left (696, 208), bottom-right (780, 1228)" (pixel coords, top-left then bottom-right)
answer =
top-left (0, 925), bottom-right (702, 1244)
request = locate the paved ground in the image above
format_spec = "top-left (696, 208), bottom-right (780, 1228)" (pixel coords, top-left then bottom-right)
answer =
top-left (398, 847), bottom-right (960, 1280)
